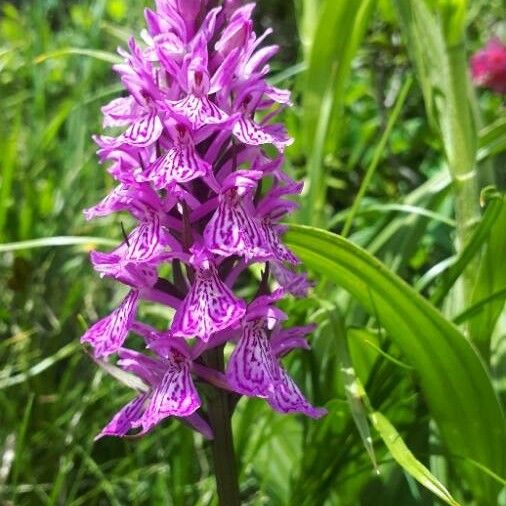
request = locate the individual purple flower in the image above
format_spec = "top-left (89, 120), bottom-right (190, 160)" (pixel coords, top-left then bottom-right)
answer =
top-left (95, 334), bottom-right (205, 438)
top-left (470, 38), bottom-right (506, 94)
top-left (226, 299), bottom-right (325, 418)
top-left (83, 0), bottom-right (325, 439)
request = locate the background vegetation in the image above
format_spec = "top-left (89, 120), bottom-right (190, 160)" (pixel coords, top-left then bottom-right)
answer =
top-left (0, 0), bottom-right (504, 504)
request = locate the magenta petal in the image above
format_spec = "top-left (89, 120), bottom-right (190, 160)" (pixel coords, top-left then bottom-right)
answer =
top-left (170, 94), bottom-right (229, 128)
top-left (233, 117), bottom-right (292, 152)
top-left (83, 184), bottom-right (133, 221)
top-left (171, 261), bottom-right (246, 341)
top-left (81, 290), bottom-right (140, 357)
top-left (119, 114), bottom-right (164, 147)
top-left (271, 262), bottom-right (313, 297)
top-left (268, 368), bottom-right (326, 419)
top-left (271, 325), bottom-right (315, 357)
top-left (226, 320), bottom-right (276, 396)
top-left (134, 360), bottom-right (200, 433)
top-left (102, 96), bottom-right (141, 128)
top-left (124, 215), bottom-right (169, 263)
top-left (139, 144), bottom-right (211, 188)
top-left (95, 394), bottom-right (147, 439)
top-left (91, 250), bottom-right (158, 288)
top-left (184, 412), bottom-right (214, 440)
top-left (260, 221), bottom-right (299, 264)
top-left (204, 193), bottom-right (267, 260)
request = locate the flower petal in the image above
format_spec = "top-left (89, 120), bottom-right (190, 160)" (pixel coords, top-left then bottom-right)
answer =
top-left (226, 320), bottom-right (276, 396)
top-left (83, 184), bottom-right (133, 221)
top-left (102, 96), bottom-right (141, 128)
top-left (271, 262), bottom-right (313, 297)
top-left (139, 145), bottom-right (210, 188)
top-left (233, 117), bottom-right (292, 152)
top-left (268, 368), bottom-right (327, 419)
top-left (81, 290), bottom-right (140, 357)
top-left (91, 250), bottom-right (158, 288)
top-left (118, 114), bottom-right (164, 147)
top-left (124, 215), bottom-right (170, 263)
top-left (95, 394), bottom-right (147, 439)
top-left (260, 221), bottom-right (299, 264)
top-left (170, 94), bottom-right (229, 128)
top-left (171, 261), bottom-right (246, 341)
top-left (204, 193), bottom-right (267, 260)
top-left (134, 360), bottom-right (200, 433)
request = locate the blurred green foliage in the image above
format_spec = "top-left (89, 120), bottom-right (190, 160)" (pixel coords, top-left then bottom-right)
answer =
top-left (0, 0), bottom-right (505, 505)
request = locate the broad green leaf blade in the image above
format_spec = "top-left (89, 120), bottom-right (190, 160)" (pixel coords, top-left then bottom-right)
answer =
top-left (285, 225), bottom-right (505, 503)
top-left (370, 411), bottom-right (460, 506)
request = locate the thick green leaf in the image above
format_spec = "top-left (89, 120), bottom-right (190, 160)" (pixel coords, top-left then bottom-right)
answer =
top-left (285, 225), bottom-right (505, 503)
top-left (370, 411), bottom-right (460, 506)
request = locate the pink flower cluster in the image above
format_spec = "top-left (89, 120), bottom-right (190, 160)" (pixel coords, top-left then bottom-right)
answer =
top-left (82, 0), bottom-right (325, 439)
top-left (470, 38), bottom-right (506, 94)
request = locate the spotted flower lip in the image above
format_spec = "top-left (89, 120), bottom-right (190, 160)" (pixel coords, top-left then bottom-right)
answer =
top-left (83, 0), bottom-right (325, 439)
top-left (226, 316), bottom-right (326, 419)
top-left (95, 343), bottom-right (204, 439)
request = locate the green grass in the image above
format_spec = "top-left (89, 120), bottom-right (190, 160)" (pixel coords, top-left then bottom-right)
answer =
top-left (0, 0), bottom-right (505, 504)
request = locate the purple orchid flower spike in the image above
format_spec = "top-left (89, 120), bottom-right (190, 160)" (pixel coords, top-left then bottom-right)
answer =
top-left (83, 0), bottom-right (325, 451)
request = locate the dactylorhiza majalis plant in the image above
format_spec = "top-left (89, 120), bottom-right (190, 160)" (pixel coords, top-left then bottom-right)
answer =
top-left (81, 0), bottom-right (326, 445)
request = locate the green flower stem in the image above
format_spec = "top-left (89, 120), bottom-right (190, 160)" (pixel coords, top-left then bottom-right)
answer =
top-left (205, 346), bottom-right (241, 506)
top-left (446, 42), bottom-right (481, 313)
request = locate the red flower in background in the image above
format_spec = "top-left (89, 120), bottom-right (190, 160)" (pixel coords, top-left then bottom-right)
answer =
top-left (470, 38), bottom-right (506, 94)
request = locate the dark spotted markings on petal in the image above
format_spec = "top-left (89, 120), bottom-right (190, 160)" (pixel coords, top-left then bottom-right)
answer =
top-left (81, 290), bottom-right (140, 357)
top-left (120, 113), bottom-right (164, 147)
top-left (232, 116), bottom-right (277, 146)
top-left (146, 145), bottom-right (211, 189)
top-left (135, 361), bottom-right (200, 433)
top-left (171, 262), bottom-right (246, 341)
top-left (204, 195), bottom-right (268, 260)
top-left (124, 215), bottom-right (166, 262)
top-left (227, 320), bottom-right (277, 396)
top-left (260, 221), bottom-right (299, 264)
top-left (171, 94), bottom-right (229, 129)
top-left (95, 393), bottom-right (147, 439)
top-left (267, 368), bottom-right (327, 419)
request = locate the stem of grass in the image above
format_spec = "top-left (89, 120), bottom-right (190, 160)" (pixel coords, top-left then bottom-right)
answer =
top-left (341, 76), bottom-right (412, 238)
